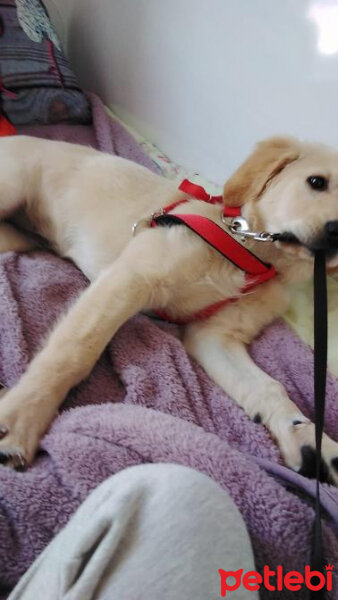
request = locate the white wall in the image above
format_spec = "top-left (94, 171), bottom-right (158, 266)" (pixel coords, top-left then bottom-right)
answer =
top-left (44, 0), bottom-right (338, 182)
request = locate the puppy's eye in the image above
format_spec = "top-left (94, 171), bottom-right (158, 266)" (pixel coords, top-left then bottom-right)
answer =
top-left (306, 175), bottom-right (328, 191)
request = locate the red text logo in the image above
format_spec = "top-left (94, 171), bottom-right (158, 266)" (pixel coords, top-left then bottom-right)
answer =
top-left (218, 564), bottom-right (333, 596)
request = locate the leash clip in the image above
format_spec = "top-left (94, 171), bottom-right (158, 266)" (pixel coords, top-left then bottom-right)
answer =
top-left (225, 215), bottom-right (274, 243)
top-left (132, 209), bottom-right (164, 236)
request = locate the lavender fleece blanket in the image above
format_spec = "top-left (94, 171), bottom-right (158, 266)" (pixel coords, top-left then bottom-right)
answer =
top-left (0, 94), bottom-right (337, 599)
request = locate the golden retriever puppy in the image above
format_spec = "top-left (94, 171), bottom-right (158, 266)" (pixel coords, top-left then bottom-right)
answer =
top-left (0, 135), bottom-right (337, 484)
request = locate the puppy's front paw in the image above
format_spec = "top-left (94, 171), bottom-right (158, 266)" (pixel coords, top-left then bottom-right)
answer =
top-left (271, 414), bottom-right (338, 486)
top-left (0, 421), bottom-right (36, 470)
top-left (0, 435), bottom-right (28, 470)
top-left (0, 391), bottom-right (41, 469)
top-left (297, 434), bottom-right (338, 486)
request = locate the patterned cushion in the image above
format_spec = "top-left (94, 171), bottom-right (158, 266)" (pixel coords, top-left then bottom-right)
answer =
top-left (0, 0), bottom-right (91, 125)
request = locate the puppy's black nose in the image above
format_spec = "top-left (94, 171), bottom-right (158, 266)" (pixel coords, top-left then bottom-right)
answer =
top-left (309, 220), bottom-right (338, 255)
top-left (325, 220), bottom-right (338, 241)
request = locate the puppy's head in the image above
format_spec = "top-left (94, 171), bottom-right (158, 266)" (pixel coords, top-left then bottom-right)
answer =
top-left (223, 137), bottom-right (338, 268)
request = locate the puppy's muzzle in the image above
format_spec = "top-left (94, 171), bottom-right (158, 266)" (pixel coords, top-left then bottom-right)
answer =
top-left (278, 220), bottom-right (338, 258)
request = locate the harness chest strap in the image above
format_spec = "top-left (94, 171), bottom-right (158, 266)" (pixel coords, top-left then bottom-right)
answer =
top-left (150, 180), bottom-right (277, 324)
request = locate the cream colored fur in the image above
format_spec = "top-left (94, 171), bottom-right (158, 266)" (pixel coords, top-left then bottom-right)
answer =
top-left (0, 135), bottom-right (337, 484)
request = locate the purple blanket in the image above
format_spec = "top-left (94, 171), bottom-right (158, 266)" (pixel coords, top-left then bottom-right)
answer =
top-left (0, 94), bottom-right (337, 599)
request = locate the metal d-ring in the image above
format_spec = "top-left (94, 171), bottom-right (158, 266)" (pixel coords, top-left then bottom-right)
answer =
top-left (132, 208), bottom-right (165, 236)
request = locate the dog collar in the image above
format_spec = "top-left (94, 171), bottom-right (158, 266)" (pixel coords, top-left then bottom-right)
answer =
top-left (146, 179), bottom-right (277, 324)
top-left (155, 178), bottom-right (241, 219)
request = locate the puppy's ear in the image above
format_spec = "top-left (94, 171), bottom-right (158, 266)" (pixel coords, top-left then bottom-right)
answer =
top-left (223, 137), bottom-right (301, 206)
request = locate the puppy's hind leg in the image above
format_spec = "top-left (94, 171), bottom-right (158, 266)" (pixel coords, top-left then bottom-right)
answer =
top-left (0, 222), bottom-right (40, 395)
top-left (0, 222), bottom-right (40, 253)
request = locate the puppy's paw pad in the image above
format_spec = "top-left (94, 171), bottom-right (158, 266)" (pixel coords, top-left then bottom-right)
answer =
top-left (298, 445), bottom-right (333, 484)
top-left (0, 446), bottom-right (27, 470)
top-left (273, 415), bottom-right (338, 486)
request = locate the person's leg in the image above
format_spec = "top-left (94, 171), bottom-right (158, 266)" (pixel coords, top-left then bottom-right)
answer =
top-left (9, 463), bottom-right (258, 600)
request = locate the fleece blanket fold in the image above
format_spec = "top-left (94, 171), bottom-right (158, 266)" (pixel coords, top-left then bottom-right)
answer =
top-left (0, 94), bottom-right (337, 600)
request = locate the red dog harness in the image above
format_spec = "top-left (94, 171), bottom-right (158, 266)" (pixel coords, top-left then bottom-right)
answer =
top-left (150, 179), bottom-right (277, 324)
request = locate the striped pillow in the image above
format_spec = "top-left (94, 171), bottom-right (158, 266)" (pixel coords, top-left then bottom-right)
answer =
top-left (0, 0), bottom-right (91, 125)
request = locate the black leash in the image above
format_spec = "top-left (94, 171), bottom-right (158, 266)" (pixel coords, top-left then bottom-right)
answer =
top-left (311, 250), bottom-right (328, 599)
top-left (240, 229), bottom-right (333, 588)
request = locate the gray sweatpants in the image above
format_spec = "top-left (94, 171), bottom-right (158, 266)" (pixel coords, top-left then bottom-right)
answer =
top-left (9, 464), bottom-right (257, 600)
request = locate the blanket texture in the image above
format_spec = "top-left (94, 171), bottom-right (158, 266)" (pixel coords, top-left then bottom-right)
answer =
top-left (0, 94), bottom-right (337, 599)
